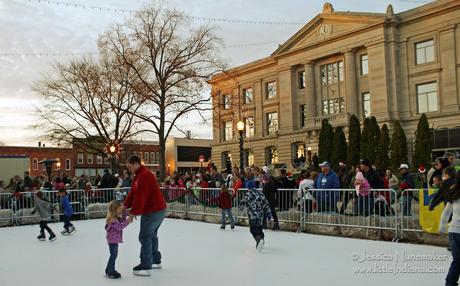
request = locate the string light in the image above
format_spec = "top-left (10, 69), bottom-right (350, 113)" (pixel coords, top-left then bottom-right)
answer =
top-left (0, 40), bottom-right (284, 57)
top-left (22, 0), bottom-right (305, 25)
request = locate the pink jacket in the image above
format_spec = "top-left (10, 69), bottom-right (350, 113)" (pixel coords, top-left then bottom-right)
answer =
top-left (355, 172), bottom-right (371, 197)
top-left (105, 213), bottom-right (129, 244)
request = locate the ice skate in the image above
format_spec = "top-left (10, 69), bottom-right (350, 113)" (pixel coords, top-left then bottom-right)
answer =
top-left (106, 271), bottom-right (121, 279)
top-left (133, 264), bottom-right (152, 276)
top-left (256, 237), bottom-right (265, 252)
top-left (37, 234), bottom-right (46, 241)
top-left (68, 226), bottom-right (76, 235)
top-left (49, 233), bottom-right (57, 241)
top-left (61, 229), bottom-right (69, 236)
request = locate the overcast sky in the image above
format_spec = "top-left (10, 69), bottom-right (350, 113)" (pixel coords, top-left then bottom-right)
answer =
top-left (0, 0), bottom-right (429, 146)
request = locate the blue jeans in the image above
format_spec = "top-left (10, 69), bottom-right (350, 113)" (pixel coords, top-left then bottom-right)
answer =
top-left (221, 209), bottom-right (235, 228)
top-left (63, 215), bottom-right (73, 230)
top-left (139, 209), bottom-right (166, 267)
top-left (446, 232), bottom-right (460, 286)
top-left (106, 244), bottom-right (118, 273)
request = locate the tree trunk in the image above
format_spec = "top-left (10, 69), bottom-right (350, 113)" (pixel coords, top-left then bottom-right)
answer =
top-left (159, 136), bottom-right (166, 182)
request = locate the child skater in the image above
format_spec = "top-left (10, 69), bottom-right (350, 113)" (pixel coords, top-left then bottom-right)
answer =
top-left (31, 191), bottom-right (56, 241)
top-left (105, 200), bottom-right (130, 279)
top-left (439, 170), bottom-right (460, 286)
top-left (58, 189), bottom-right (75, 235)
top-left (210, 185), bottom-right (235, 230)
top-left (239, 187), bottom-right (271, 252)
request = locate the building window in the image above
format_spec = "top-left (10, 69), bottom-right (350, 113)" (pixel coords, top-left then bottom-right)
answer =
top-left (266, 112), bottom-right (279, 135)
top-left (224, 121), bottom-right (233, 141)
top-left (322, 97), bottom-right (344, 115)
top-left (417, 82), bottom-right (438, 113)
top-left (87, 154), bottom-right (93, 164)
top-left (266, 81), bottom-right (277, 99)
top-left (265, 147), bottom-right (279, 165)
top-left (415, 39), bottom-right (434, 65)
top-left (321, 61), bottom-right (343, 85)
top-left (298, 71), bottom-right (305, 89)
top-left (244, 150), bottom-right (254, 167)
top-left (300, 105), bottom-right (307, 128)
top-left (223, 94), bottom-right (231, 109)
top-left (245, 117), bottom-right (255, 138)
top-left (65, 159), bottom-right (71, 170)
top-left (155, 152), bottom-right (160, 163)
top-left (243, 88), bottom-right (253, 104)
top-left (77, 153), bottom-right (84, 164)
top-left (363, 92), bottom-right (371, 118)
top-left (32, 158), bottom-right (38, 170)
top-left (121, 151), bottom-right (126, 161)
top-left (132, 151), bottom-right (137, 156)
top-left (96, 155), bottom-right (103, 164)
top-left (104, 157), bottom-right (109, 164)
top-left (360, 54), bottom-right (369, 76)
top-left (338, 61), bottom-right (344, 82)
top-left (150, 152), bottom-right (155, 164)
top-left (144, 152), bottom-right (149, 163)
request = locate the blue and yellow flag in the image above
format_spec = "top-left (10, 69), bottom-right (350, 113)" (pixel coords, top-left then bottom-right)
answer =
top-left (419, 189), bottom-right (444, 234)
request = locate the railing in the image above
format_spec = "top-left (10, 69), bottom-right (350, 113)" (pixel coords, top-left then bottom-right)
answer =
top-left (400, 189), bottom-right (422, 237)
top-left (0, 187), bottom-right (432, 242)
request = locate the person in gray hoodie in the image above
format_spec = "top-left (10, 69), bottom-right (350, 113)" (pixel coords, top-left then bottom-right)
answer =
top-left (31, 191), bottom-right (56, 241)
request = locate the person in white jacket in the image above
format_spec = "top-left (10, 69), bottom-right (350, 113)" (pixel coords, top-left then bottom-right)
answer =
top-left (439, 170), bottom-right (460, 286)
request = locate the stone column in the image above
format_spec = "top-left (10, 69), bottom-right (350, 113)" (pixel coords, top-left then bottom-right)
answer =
top-left (304, 61), bottom-right (316, 118)
top-left (344, 50), bottom-right (359, 117)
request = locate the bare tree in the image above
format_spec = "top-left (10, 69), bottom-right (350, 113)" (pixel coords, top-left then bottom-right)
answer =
top-left (99, 5), bottom-right (225, 180)
top-left (34, 56), bottom-right (148, 171)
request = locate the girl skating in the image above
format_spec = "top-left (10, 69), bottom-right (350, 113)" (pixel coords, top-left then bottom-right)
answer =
top-left (32, 191), bottom-right (56, 242)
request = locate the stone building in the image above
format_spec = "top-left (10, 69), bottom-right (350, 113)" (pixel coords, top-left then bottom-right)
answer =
top-left (209, 0), bottom-right (460, 169)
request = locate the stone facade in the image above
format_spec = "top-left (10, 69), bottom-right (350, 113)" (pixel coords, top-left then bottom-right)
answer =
top-left (209, 0), bottom-right (460, 169)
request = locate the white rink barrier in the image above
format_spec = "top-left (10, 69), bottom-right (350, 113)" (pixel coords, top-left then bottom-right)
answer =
top-left (0, 187), bottom-right (432, 242)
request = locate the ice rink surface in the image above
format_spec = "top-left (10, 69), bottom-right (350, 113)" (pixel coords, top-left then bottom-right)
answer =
top-left (0, 218), bottom-right (452, 286)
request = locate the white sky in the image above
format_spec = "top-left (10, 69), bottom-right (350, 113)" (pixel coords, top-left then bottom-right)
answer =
top-left (0, 0), bottom-right (428, 146)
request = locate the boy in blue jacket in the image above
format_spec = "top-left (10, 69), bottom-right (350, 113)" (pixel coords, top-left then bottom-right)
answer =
top-left (58, 189), bottom-right (76, 235)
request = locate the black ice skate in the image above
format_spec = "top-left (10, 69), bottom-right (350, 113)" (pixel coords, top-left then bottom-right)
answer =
top-left (106, 271), bottom-right (121, 279)
top-left (133, 264), bottom-right (152, 276)
top-left (61, 229), bottom-right (69, 236)
top-left (152, 263), bottom-right (162, 269)
top-left (49, 233), bottom-right (56, 241)
top-left (37, 234), bottom-right (46, 241)
top-left (256, 236), bottom-right (265, 252)
top-left (68, 226), bottom-right (76, 235)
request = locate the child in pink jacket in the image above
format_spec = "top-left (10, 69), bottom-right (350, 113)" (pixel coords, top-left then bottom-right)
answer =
top-left (105, 200), bottom-right (130, 279)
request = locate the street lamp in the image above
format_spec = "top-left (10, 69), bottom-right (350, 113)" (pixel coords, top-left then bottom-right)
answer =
top-left (106, 141), bottom-right (120, 174)
top-left (56, 161), bottom-right (61, 178)
top-left (38, 158), bottom-right (60, 182)
top-left (237, 120), bottom-right (245, 172)
top-left (199, 155), bottom-right (205, 173)
top-left (167, 163), bottom-right (171, 176)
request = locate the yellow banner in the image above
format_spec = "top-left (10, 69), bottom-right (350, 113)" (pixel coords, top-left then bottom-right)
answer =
top-left (419, 189), bottom-right (444, 234)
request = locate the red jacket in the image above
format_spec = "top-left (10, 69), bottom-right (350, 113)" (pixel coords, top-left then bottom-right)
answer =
top-left (124, 166), bottom-right (166, 215)
top-left (210, 191), bottom-right (233, 209)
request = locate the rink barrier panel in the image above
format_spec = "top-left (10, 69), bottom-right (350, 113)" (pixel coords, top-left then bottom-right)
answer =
top-left (400, 189), bottom-right (423, 238)
top-left (0, 187), bottom-right (429, 241)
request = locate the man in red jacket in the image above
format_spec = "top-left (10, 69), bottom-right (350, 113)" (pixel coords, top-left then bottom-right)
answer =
top-left (123, 155), bottom-right (167, 277)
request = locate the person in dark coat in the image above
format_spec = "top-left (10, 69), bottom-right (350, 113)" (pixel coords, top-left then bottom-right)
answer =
top-left (262, 175), bottom-right (279, 230)
top-left (278, 169), bottom-right (295, 211)
top-left (430, 166), bottom-right (457, 211)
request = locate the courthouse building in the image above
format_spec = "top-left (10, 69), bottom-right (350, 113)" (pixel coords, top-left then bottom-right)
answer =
top-left (209, 0), bottom-right (460, 169)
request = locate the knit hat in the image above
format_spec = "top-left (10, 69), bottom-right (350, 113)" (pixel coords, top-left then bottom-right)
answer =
top-left (355, 171), bottom-right (365, 181)
top-left (418, 164), bottom-right (426, 173)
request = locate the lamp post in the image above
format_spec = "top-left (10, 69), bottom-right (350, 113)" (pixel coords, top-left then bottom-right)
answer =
top-left (237, 120), bottom-right (245, 172)
top-left (199, 155), bottom-right (204, 173)
top-left (56, 161), bottom-right (61, 179)
top-left (38, 158), bottom-right (60, 182)
top-left (167, 163), bottom-right (171, 176)
top-left (106, 141), bottom-right (120, 174)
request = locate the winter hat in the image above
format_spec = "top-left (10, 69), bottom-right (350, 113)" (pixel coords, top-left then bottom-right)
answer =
top-left (355, 172), bottom-right (365, 181)
top-left (418, 164), bottom-right (426, 173)
top-left (262, 166), bottom-right (269, 173)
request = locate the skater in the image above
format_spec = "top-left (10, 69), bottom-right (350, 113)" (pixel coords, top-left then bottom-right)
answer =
top-left (210, 185), bottom-right (235, 230)
top-left (262, 175), bottom-right (279, 230)
top-left (439, 170), bottom-right (460, 286)
top-left (123, 155), bottom-right (167, 277)
top-left (31, 191), bottom-right (56, 241)
top-left (105, 200), bottom-right (130, 279)
top-left (239, 186), bottom-right (271, 252)
top-left (58, 189), bottom-right (75, 235)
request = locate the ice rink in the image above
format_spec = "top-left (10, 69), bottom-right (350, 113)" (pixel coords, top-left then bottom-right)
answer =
top-left (0, 218), bottom-right (452, 286)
